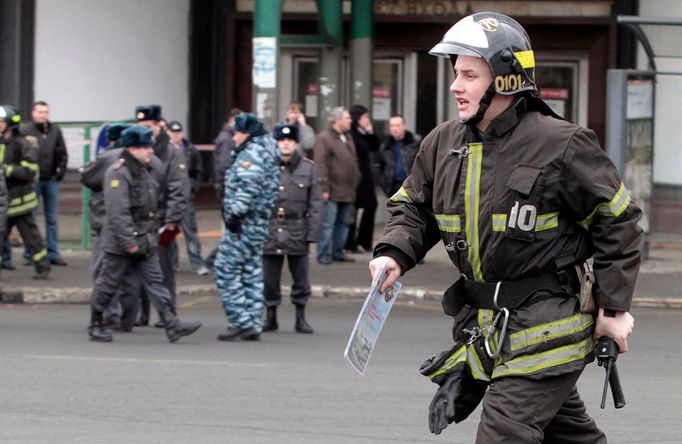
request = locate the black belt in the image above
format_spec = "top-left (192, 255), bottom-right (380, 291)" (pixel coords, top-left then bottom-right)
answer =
top-left (442, 267), bottom-right (581, 315)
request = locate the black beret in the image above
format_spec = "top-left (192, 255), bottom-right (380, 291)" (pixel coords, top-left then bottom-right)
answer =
top-left (135, 104), bottom-right (162, 122)
top-left (120, 125), bottom-right (155, 148)
top-left (168, 121), bottom-right (183, 132)
top-left (106, 123), bottom-right (130, 142)
top-left (234, 113), bottom-right (265, 135)
top-left (272, 124), bottom-right (299, 142)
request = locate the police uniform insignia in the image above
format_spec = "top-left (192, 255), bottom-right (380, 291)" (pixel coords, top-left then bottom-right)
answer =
top-left (136, 112), bottom-right (145, 120)
top-left (110, 179), bottom-right (120, 188)
top-left (179, 163), bottom-right (186, 169)
top-left (241, 160), bottom-right (252, 170)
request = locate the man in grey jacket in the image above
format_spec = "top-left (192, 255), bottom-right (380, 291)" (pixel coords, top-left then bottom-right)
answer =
top-left (262, 124), bottom-right (322, 334)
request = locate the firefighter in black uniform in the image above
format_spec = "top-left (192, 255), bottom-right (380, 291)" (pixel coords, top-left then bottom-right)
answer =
top-left (262, 124), bottom-right (323, 334)
top-left (369, 13), bottom-right (642, 443)
top-left (0, 104), bottom-right (50, 279)
top-left (88, 126), bottom-right (200, 343)
top-left (134, 105), bottom-right (189, 327)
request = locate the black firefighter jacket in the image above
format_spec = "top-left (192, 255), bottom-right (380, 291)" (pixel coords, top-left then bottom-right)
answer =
top-left (377, 98), bottom-right (643, 313)
top-left (20, 121), bottom-right (68, 181)
top-left (263, 153), bottom-right (323, 256)
top-left (101, 150), bottom-right (159, 256)
top-left (0, 134), bottom-right (40, 217)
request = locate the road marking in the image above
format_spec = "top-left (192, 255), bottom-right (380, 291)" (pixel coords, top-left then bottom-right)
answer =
top-left (25, 354), bottom-right (267, 367)
top-left (177, 295), bottom-right (213, 309)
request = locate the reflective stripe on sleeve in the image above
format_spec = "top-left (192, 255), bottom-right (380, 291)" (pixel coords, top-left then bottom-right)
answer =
top-left (492, 336), bottom-right (594, 379)
top-left (390, 186), bottom-right (413, 204)
top-left (579, 182), bottom-right (631, 229)
top-left (509, 313), bottom-right (594, 352)
top-left (20, 160), bottom-right (39, 171)
top-left (428, 345), bottom-right (467, 381)
top-left (435, 214), bottom-right (461, 233)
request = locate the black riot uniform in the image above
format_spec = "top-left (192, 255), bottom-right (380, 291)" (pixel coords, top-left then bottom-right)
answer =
top-left (0, 104), bottom-right (50, 279)
top-left (374, 13), bottom-right (643, 443)
top-left (262, 124), bottom-right (323, 333)
top-left (88, 126), bottom-right (199, 343)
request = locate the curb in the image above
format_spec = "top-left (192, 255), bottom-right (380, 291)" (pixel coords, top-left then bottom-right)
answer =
top-left (2, 285), bottom-right (681, 310)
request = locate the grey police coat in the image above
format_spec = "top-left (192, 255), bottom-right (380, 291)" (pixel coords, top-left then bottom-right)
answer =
top-left (263, 153), bottom-right (323, 256)
top-left (80, 147), bottom-right (164, 236)
top-left (100, 150), bottom-right (160, 256)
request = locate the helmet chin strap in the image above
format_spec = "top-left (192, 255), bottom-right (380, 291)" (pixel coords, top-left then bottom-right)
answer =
top-left (465, 82), bottom-right (496, 128)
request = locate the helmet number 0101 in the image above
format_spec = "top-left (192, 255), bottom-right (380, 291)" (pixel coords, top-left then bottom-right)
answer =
top-left (495, 74), bottom-right (523, 92)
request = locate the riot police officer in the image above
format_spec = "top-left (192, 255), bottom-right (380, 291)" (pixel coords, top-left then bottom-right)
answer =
top-left (0, 104), bottom-right (50, 279)
top-left (88, 126), bottom-right (200, 342)
top-left (214, 113), bottom-right (279, 341)
top-left (262, 124), bottom-right (323, 334)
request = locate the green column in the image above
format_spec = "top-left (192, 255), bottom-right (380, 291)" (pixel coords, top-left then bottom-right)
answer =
top-left (317, 0), bottom-right (343, 126)
top-left (252, 0), bottom-right (282, 129)
top-left (351, 0), bottom-right (373, 110)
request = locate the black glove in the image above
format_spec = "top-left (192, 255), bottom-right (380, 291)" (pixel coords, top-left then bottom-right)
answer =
top-left (427, 365), bottom-right (488, 435)
top-left (226, 215), bottom-right (242, 235)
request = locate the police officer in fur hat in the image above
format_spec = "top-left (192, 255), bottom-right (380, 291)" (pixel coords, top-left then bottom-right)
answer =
top-left (88, 125), bottom-right (200, 342)
top-left (262, 124), bottom-right (323, 334)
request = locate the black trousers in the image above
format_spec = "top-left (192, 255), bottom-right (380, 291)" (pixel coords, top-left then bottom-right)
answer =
top-left (345, 205), bottom-right (377, 251)
top-left (5, 212), bottom-right (49, 272)
top-left (92, 251), bottom-right (172, 316)
top-left (476, 370), bottom-right (606, 443)
top-left (262, 254), bottom-right (311, 307)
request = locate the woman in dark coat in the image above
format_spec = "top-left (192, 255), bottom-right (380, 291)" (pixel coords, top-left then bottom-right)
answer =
top-left (346, 105), bottom-right (380, 252)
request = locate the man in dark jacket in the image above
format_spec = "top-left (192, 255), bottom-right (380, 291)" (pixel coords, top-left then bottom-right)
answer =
top-left (168, 120), bottom-right (209, 275)
top-left (262, 124), bottom-right (323, 334)
top-left (19, 101), bottom-right (68, 266)
top-left (135, 105), bottom-right (189, 326)
top-left (88, 126), bottom-right (200, 343)
top-left (0, 104), bottom-right (50, 279)
top-left (370, 13), bottom-right (640, 442)
top-left (346, 105), bottom-right (380, 253)
top-left (378, 115), bottom-right (421, 198)
top-left (313, 107), bottom-right (360, 265)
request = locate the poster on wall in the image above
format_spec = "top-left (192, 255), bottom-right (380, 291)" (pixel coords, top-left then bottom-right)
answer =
top-left (252, 37), bottom-right (277, 89)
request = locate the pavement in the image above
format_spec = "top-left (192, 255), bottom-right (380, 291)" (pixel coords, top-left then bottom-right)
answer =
top-left (2, 208), bottom-right (682, 309)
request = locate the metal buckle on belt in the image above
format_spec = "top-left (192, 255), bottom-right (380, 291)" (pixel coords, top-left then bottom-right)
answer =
top-left (276, 208), bottom-right (286, 222)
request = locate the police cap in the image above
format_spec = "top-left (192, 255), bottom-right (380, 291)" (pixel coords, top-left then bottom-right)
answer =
top-left (234, 113), bottom-right (265, 135)
top-left (120, 125), bottom-right (155, 148)
top-left (168, 121), bottom-right (183, 132)
top-left (135, 104), bottom-right (162, 122)
top-left (272, 124), bottom-right (299, 142)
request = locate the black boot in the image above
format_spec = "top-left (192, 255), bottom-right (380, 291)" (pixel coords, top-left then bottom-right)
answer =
top-left (262, 306), bottom-right (278, 332)
top-left (295, 304), bottom-right (314, 334)
top-left (161, 311), bottom-right (202, 343)
top-left (33, 262), bottom-right (50, 280)
top-left (88, 309), bottom-right (113, 342)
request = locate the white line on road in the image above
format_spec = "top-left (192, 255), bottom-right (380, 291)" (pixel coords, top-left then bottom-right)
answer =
top-left (24, 354), bottom-right (267, 367)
